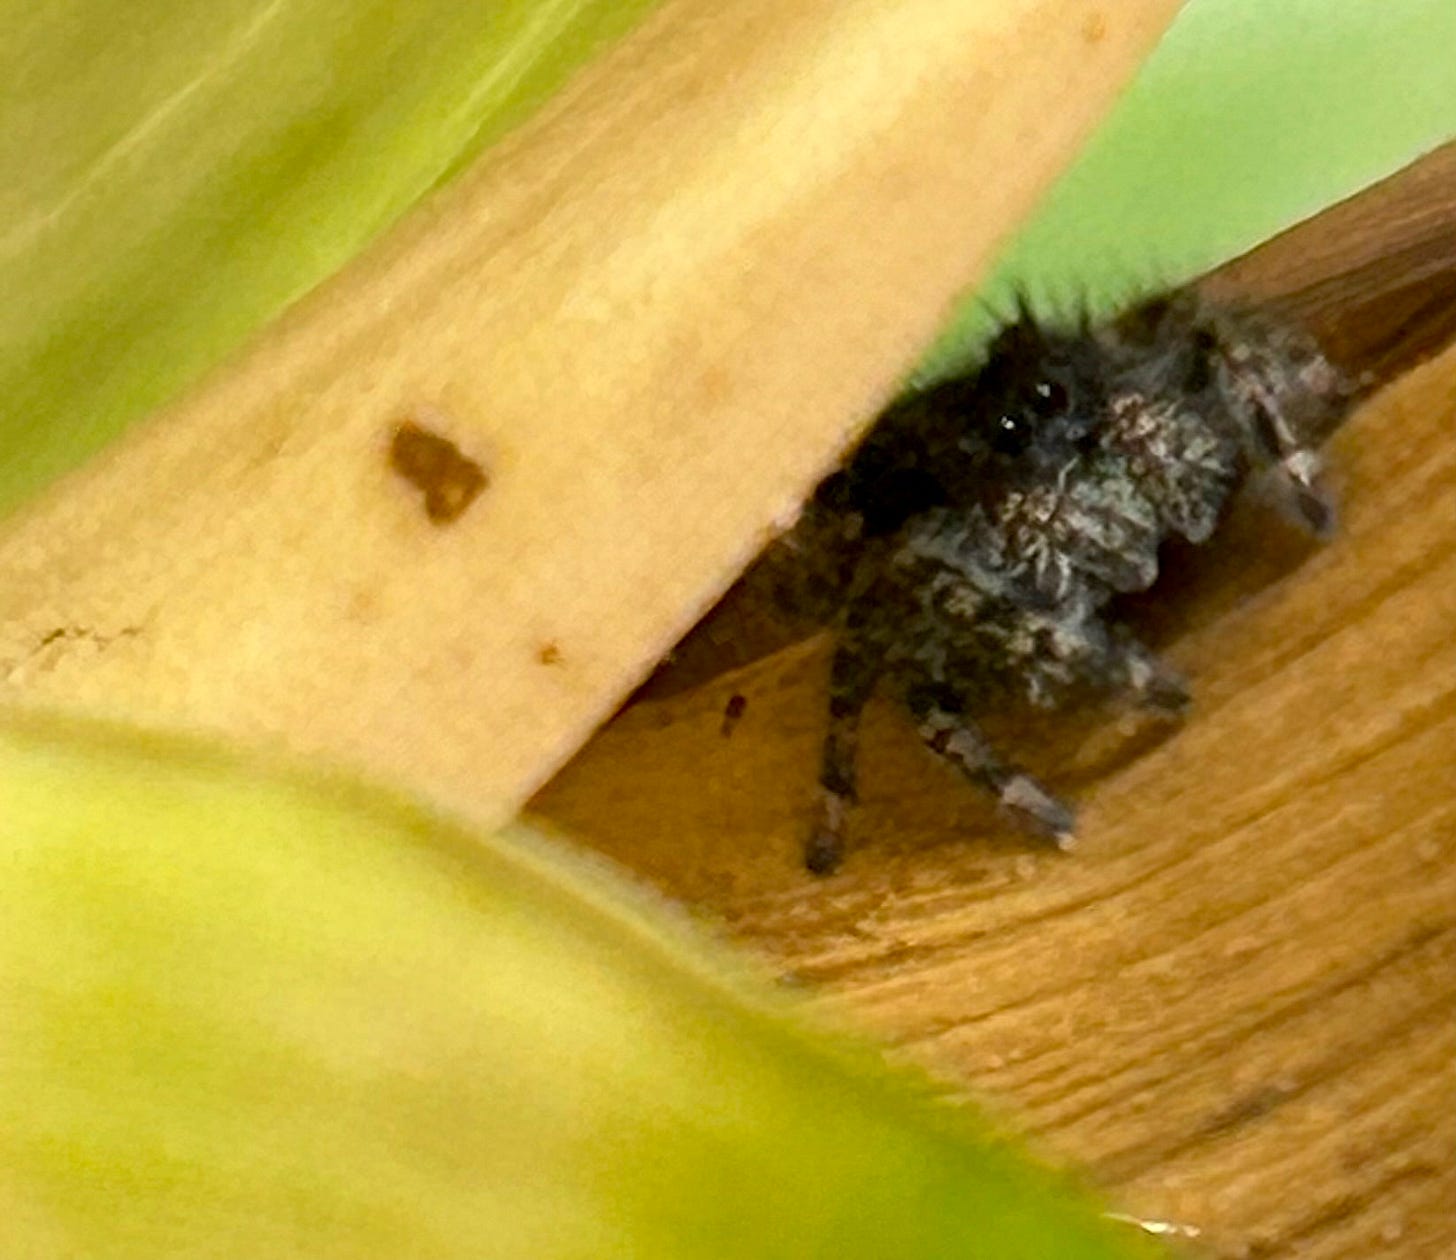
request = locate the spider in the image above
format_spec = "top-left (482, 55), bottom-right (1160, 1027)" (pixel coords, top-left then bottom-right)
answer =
top-left (770, 288), bottom-right (1353, 874)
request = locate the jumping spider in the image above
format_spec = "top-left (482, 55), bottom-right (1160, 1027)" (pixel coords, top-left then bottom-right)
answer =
top-left (771, 288), bottom-right (1353, 874)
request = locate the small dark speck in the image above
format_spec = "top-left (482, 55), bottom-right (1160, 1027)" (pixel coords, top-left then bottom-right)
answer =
top-left (390, 421), bottom-right (489, 525)
top-left (1202, 1083), bottom-right (1296, 1137)
top-left (1082, 11), bottom-right (1107, 42)
top-left (721, 693), bottom-right (748, 737)
top-left (537, 642), bottom-right (563, 666)
top-left (31, 625), bottom-right (142, 656)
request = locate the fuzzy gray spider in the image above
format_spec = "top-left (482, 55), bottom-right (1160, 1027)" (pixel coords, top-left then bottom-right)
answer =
top-left (772, 288), bottom-right (1353, 874)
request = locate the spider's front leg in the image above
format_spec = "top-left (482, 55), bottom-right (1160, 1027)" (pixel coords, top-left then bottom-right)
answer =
top-left (1102, 625), bottom-right (1191, 718)
top-left (806, 637), bottom-right (881, 875)
top-left (904, 610), bottom-right (1186, 851)
top-left (905, 684), bottom-right (1076, 847)
top-left (1203, 303), bottom-right (1350, 538)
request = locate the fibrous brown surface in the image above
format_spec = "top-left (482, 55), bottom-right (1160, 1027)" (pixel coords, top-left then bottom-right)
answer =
top-left (533, 148), bottom-right (1456, 1258)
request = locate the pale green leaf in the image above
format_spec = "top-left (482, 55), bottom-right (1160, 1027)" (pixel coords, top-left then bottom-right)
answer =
top-left (0, 711), bottom-right (1164, 1259)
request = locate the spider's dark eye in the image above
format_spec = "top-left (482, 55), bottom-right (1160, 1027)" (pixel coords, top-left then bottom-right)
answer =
top-left (1032, 380), bottom-right (1069, 414)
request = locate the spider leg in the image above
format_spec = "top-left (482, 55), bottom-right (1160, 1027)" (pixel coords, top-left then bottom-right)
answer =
top-left (806, 637), bottom-right (881, 875)
top-left (1023, 604), bottom-right (1191, 719)
top-left (1203, 305), bottom-right (1346, 538)
top-left (1273, 445), bottom-right (1337, 538)
top-left (905, 686), bottom-right (1076, 847)
top-left (1104, 627), bottom-right (1190, 718)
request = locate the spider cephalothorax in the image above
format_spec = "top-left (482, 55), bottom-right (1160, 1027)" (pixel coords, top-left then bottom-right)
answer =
top-left (778, 289), bottom-right (1353, 874)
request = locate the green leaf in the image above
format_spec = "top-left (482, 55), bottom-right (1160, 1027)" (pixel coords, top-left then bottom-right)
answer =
top-left (0, 711), bottom-right (1163, 1259)
top-left (918, 0), bottom-right (1456, 379)
top-left (0, 0), bottom-right (663, 514)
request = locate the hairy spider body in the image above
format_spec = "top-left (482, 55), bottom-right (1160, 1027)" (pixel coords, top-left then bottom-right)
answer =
top-left (779, 289), bottom-right (1352, 874)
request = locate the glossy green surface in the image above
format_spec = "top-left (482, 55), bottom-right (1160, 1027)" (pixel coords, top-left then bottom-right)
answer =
top-left (0, 712), bottom-right (1162, 1258)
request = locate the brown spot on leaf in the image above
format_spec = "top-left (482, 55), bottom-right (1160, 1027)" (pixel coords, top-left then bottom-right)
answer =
top-left (695, 362), bottom-right (735, 408)
top-left (390, 421), bottom-right (488, 525)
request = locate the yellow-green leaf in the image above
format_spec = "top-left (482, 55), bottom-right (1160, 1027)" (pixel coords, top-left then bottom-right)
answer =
top-left (0, 710), bottom-right (1164, 1259)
